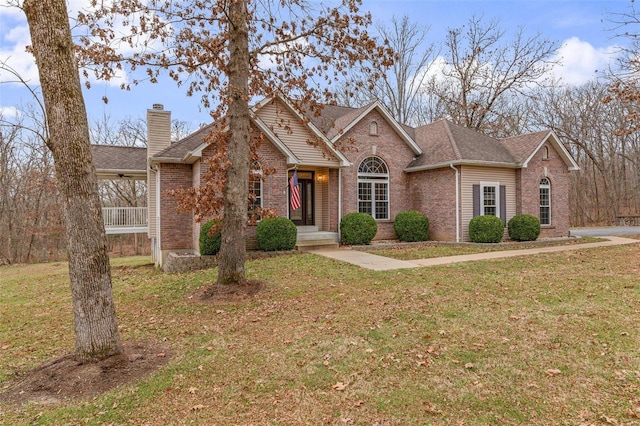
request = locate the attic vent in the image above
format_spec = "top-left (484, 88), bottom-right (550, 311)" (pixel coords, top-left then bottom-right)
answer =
top-left (369, 121), bottom-right (378, 136)
top-left (152, 103), bottom-right (164, 110)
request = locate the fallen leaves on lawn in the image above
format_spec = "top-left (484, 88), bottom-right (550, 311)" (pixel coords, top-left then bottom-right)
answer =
top-left (332, 381), bottom-right (347, 391)
top-left (546, 368), bottom-right (562, 377)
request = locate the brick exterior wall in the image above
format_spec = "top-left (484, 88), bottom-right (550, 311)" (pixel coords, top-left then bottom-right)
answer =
top-left (159, 163), bottom-right (194, 250)
top-left (329, 168), bottom-right (340, 232)
top-left (517, 142), bottom-right (571, 238)
top-left (410, 167), bottom-right (457, 241)
top-left (338, 110), bottom-right (416, 240)
top-left (255, 137), bottom-right (288, 218)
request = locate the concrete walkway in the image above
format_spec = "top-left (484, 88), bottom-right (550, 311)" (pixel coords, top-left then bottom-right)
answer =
top-left (312, 236), bottom-right (639, 271)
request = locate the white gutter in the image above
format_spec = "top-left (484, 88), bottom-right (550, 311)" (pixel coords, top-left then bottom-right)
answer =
top-left (450, 164), bottom-right (460, 243)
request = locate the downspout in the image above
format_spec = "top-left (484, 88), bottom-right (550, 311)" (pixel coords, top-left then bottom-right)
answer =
top-left (155, 166), bottom-right (161, 264)
top-left (450, 164), bottom-right (460, 243)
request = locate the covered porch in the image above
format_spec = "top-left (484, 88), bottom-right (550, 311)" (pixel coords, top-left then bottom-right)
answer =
top-left (92, 145), bottom-right (149, 236)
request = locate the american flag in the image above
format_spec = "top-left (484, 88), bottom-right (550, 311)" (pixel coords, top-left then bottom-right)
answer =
top-left (289, 170), bottom-right (301, 210)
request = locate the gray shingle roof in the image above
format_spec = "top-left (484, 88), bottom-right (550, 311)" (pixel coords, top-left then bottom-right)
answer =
top-left (91, 145), bottom-right (147, 174)
top-left (408, 120), bottom-right (516, 169)
top-left (154, 124), bottom-right (215, 161)
top-left (500, 130), bottom-right (549, 163)
top-left (142, 98), bottom-right (559, 172)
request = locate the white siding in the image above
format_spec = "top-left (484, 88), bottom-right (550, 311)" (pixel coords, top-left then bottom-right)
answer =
top-left (460, 166), bottom-right (517, 242)
top-left (146, 107), bottom-right (171, 244)
top-left (257, 100), bottom-right (340, 167)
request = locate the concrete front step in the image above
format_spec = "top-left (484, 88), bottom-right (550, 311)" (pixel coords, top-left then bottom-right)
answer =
top-left (297, 225), bottom-right (319, 233)
top-left (297, 231), bottom-right (338, 241)
top-left (295, 229), bottom-right (339, 251)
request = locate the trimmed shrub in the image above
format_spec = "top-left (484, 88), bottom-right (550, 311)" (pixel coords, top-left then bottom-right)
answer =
top-left (256, 217), bottom-right (297, 251)
top-left (340, 212), bottom-right (377, 245)
top-left (508, 214), bottom-right (541, 241)
top-left (468, 215), bottom-right (504, 243)
top-left (199, 219), bottom-right (222, 255)
top-left (394, 211), bottom-right (429, 242)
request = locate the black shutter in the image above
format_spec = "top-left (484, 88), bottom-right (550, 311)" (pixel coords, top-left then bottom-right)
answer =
top-left (500, 185), bottom-right (506, 225)
top-left (473, 184), bottom-right (480, 217)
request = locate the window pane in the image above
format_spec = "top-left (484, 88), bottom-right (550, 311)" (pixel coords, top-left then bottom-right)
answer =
top-left (483, 186), bottom-right (497, 216)
top-left (359, 202), bottom-right (372, 215)
top-left (249, 180), bottom-right (262, 219)
top-left (358, 182), bottom-right (371, 201)
top-left (540, 207), bottom-right (550, 225)
top-left (358, 182), bottom-right (371, 214)
top-left (540, 185), bottom-right (550, 225)
top-left (375, 202), bottom-right (389, 219)
top-left (374, 183), bottom-right (388, 201)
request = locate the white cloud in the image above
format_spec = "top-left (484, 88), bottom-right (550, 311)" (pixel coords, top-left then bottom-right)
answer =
top-left (0, 106), bottom-right (19, 118)
top-left (549, 37), bottom-right (620, 86)
top-left (0, 23), bottom-right (40, 84)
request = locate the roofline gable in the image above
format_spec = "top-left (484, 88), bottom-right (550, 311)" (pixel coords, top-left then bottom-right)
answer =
top-left (267, 94), bottom-right (352, 166)
top-left (521, 130), bottom-right (580, 171)
top-left (330, 101), bottom-right (423, 156)
top-left (175, 95), bottom-right (352, 167)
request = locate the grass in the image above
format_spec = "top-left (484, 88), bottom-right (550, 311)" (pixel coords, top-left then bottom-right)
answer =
top-left (367, 236), bottom-right (603, 260)
top-left (1, 243), bottom-right (640, 425)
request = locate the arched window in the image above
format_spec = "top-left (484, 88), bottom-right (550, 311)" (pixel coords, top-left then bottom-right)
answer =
top-left (369, 121), bottom-right (378, 136)
top-left (358, 156), bottom-right (389, 220)
top-left (542, 146), bottom-right (549, 160)
top-left (539, 177), bottom-right (550, 225)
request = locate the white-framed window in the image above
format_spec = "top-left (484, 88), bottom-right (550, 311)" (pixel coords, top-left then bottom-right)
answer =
top-left (481, 182), bottom-right (500, 217)
top-left (358, 156), bottom-right (389, 220)
top-left (249, 162), bottom-right (263, 220)
top-left (540, 177), bottom-right (551, 225)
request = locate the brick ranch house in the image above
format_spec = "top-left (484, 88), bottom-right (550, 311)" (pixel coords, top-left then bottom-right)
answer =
top-left (93, 95), bottom-right (579, 266)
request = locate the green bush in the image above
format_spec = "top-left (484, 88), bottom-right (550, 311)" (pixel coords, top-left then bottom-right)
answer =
top-left (394, 211), bottom-right (429, 242)
top-left (508, 214), bottom-right (541, 241)
top-left (468, 215), bottom-right (504, 243)
top-left (256, 217), bottom-right (297, 251)
top-left (340, 212), bottom-right (377, 245)
top-left (199, 219), bottom-right (222, 255)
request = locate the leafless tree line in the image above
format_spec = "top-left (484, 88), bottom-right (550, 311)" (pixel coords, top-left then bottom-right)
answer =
top-left (0, 110), bottom-right (151, 264)
top-left (342, 14), bottom-right (640, 227)
top-left (4, 11), bottom-right (640, 266)
top-left (0, 112), bottom-right (64, 264)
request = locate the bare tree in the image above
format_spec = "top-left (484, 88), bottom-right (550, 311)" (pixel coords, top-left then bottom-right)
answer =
top-left (79, 0), bottom-right (392, 287)
top-left (425, 15), bottom-right (558, 137)
top-left (532, 81), bottom-right (640, 225)
top-left (337, 15), bottom-right (438, 126)
top-left (0, 62), bottom-right (65, 264)
top-left (23, 0), bottom-right (122, 361)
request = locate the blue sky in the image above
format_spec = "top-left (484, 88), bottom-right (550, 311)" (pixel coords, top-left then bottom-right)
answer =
top-left (0, 0), bottom-right (634, 130)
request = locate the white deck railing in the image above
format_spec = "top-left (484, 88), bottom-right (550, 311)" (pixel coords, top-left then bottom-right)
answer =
top-left (102, 207), bottom-right (148, 234)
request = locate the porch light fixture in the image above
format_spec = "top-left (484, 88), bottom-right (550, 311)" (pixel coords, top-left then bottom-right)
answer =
top-left (316, 174), bottom-right (327, 183)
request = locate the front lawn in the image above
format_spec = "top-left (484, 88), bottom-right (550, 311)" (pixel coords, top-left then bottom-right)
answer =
top-left (1, 243), bottom-right (639, 425)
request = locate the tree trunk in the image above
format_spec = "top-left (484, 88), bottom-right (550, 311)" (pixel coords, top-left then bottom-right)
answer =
top-left (24, 0), bottom-right (122, 362)
top-left (216, 0), bottom-right (250, 286)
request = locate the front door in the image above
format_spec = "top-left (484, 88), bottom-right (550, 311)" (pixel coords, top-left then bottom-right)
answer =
top-left (289, 171), bottom-right (314, 226)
